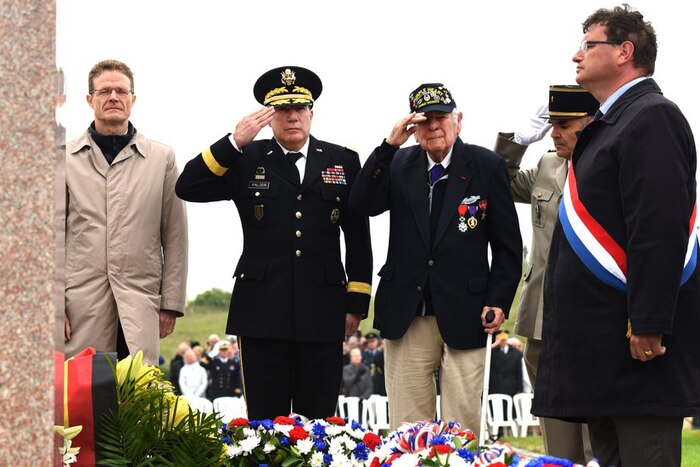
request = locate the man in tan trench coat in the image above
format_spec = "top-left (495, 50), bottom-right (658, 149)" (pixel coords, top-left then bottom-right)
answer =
top-left (64, 59), bottom-right (188, 365)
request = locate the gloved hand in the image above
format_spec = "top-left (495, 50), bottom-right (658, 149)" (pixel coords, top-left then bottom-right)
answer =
top-left (513, 104), bottom-right (552, 146)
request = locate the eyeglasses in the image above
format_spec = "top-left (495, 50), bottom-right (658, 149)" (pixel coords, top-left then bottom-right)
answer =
top-left (91, 88), bottom-right (133, 98)
top-left (579, 40), bottom-right (623, 52)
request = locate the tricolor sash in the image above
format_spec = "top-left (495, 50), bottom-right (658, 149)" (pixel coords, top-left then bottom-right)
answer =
top-left (559, 161), bottom-right (698, 292)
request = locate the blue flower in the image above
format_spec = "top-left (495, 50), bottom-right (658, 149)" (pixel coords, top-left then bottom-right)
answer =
top-left (312, 423), bottom-right (327, 438)
top-left (323, 453), bottom-right (332, 465)
top-left (353, 442), bottom-right (369, 461)
top-left (279, 435), bottom-right (290, 447)
top-left (249, 421), bottom-right (261, 429)
top-left (458, 448), bottom-right (474, 462)
top-left (260, 464), bottom-right (269, 467)
top-left (314, 439), bottom-right (327, 451)
top-left (351, 420), bottom-right (363, 430)
top-left (429, 435), bottom-right (448, 446)
top-left (220, 436), bottom-right (231, 444)
top-left (261, 419), bottom-right (274, 430)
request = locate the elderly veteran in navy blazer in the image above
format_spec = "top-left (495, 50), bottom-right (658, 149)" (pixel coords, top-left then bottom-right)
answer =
top-left (176, 66), bottom-right (373, 420)
top-left (349, 83), bottom-right (522, 431)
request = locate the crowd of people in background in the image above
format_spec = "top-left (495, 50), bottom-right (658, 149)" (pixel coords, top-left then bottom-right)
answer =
top-left (167, 330), bottom-right (389, 403)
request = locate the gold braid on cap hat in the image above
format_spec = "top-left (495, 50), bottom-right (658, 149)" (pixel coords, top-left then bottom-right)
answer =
top-left (264, 86), bottom-right (313, 106)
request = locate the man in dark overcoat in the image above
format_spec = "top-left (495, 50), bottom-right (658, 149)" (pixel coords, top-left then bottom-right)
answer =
top-left (532, 6), bottom-right (700, 466)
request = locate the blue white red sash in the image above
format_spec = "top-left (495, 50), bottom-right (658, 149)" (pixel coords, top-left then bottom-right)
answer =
top-left (559, 161), bottom-right (698, 292)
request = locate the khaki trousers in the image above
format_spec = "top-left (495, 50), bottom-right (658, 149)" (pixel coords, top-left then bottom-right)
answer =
top-left (385, 316), bottom-right (486, 432)
top-left (525, 339), bottom-right (593, 463)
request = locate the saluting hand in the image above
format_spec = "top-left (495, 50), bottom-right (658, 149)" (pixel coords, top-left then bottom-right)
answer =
top-left (233, 106), bottom-right (276, 149)
top-left (386, 112), bottom-right (427, 147)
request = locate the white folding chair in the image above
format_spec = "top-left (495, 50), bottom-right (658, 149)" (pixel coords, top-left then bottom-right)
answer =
top-left (213, 396), bottom-right (247, 423)
top-left (513, 393), bottom-right (540, 437)
top-left (435, 395), bottom-right (441, 421)
top-left (362, 395), bottom-right (390, 434)
top-left (337, 395), bottom-right (361, 423)
top-left (182, 395), bottom-right (214, 414)
top-left (486, 394), bottom-right (519, 438)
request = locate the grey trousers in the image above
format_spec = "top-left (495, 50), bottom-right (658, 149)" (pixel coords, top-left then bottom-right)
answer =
top-left (525, 339), bottom-right (593, 464)
top-left (587, 415), bottom-right (682, 467)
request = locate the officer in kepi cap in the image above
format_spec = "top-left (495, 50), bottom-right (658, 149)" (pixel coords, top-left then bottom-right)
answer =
top-left (492, 84), bottom-right (599, 464)
top-left (176, 66), bottom-right (373, 420)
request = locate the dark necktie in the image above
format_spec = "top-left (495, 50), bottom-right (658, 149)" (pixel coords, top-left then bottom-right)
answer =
top-left (429, 163), bottom-right (444, 186)
top-left (287, 152), bottom-right (302, 181)
top-left (594, 109), bottom-right (603, 121)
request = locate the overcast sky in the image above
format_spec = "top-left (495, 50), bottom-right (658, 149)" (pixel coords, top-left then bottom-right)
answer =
top-left (57, 0), bottom-right (699, 300)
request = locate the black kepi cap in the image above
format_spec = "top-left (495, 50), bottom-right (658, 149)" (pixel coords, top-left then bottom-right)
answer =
top-left (540, 85), bottom-right (599, 120)
top-left (254, 66), bottom-right (322, 108)
top-left (409, 83), bottom-right (456, 114)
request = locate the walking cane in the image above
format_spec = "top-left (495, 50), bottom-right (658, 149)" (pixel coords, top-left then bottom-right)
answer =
top-left (479, 309), bottom-right (496, 444)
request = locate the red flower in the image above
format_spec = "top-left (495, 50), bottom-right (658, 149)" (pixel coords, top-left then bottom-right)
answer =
top-left (369, 457), bottom-right (381, 467)
top-left (273, 416), bottom-right (296, 425)
top-left (429, 445), bottom-right (452, 457)
top-left (228, 418), bottom-right (249, 427)
top-left (363, 432), bottom-right (382, 450)
top-left (466, 431), bottom-right (476, 441)
top-left (289, 426), bottom-right (308, 443)
top-left (325, 416), bottom-right (347, 426)
top-left (490, 463), bottom-right (507, 467)
top-left (434, 444), bottom-right (452, 454)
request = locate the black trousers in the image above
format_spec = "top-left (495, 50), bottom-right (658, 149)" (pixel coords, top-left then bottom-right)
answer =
top-left (239, 336), bottom-right (342, 420)
top-left (588, 415), bottom-right (682, 467)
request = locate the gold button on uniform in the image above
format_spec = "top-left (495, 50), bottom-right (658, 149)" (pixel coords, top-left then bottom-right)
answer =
top-left (295, 211), bottom-right (302, 219)
top-left (296, 230), bottom-right (302, 237)
top-left (295, 250), bottom-right (302, 257)
top-left (240, 273), bottom-right (245, 278)
top-left (255, 192), bottom-right (260, 197)
top-left (297, 194), bottom-right (303, 201)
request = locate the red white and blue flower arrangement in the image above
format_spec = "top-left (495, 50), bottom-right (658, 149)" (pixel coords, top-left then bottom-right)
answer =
top-left (220, 417), bottom-right (600, 467)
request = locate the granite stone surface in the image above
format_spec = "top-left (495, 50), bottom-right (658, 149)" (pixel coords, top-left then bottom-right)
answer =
top-left (0, 1), bottom-right (58, 464)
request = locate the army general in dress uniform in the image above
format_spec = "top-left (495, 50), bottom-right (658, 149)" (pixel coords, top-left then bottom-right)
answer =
top-left (176, 66), bottom-right (373, 420)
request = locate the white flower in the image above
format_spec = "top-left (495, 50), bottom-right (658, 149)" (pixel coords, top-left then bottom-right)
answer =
top-left (393, 453), bottom-right (421, 467)
top-left (339, 434), bottom-right (356, 450)
top-left (329, 453), bottom-right (352, 467)
top-left (310, 451), bottom-right (325, 467)
top-left (296, 438), bottom-right (315, 455)
top-left (325, 425), bottom-right (344, 436)
top-left (446, 455), bottom-right (469, 467)
top-left (263, 442), bottom-right (276, 453)
top-left (275, 423), bottom-right (294, 435)
top-left (239, 435), bottom-right (262, 454)
top-left (328, 438), bottom-right (345, 455)
top-left (226, 445), bottom-right (243, 458)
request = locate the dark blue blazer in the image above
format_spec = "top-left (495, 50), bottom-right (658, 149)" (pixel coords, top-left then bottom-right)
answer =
top-left (349, 138), bottom-right (522, 350)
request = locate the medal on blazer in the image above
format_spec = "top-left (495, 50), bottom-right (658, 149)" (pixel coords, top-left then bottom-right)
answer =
top-left (457, 204), bottom-right (468, 232)
top-left (479, 199), bottom-right (488, 220)
top-left (468, 205), bottom-right (478, 229)
top-left (330, 208), bottom-right (340, 223)
top-left (255, 166), bottom-right (266, 180)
